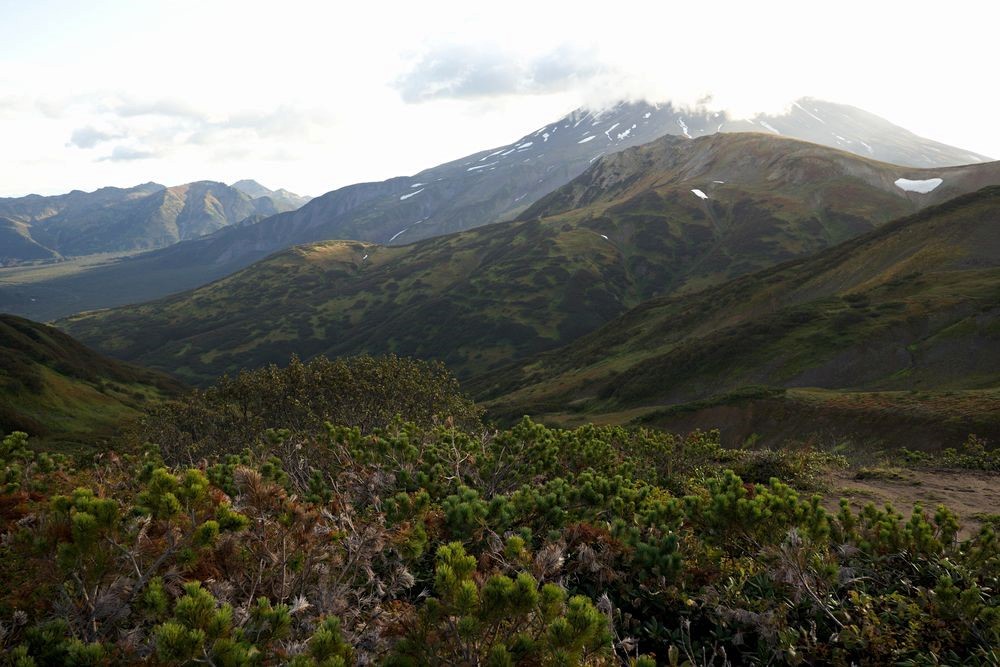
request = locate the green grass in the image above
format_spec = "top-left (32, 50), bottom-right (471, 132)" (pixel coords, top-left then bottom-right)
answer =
top-left (0, 314), bottom-right (183, 453)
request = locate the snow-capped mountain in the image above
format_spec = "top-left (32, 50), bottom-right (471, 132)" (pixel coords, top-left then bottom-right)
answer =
top-left (166, 98), bottom-right (991, 252)
top-left (2, 97), bottom-right (990, 321)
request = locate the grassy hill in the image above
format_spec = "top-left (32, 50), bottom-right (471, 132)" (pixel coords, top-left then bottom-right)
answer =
top-left (0, 315), bottom-right (183, 452)
top-left (61, 134), bottom-right (1000, 385)
top-left (476, 186), bottom-right (1000, 444)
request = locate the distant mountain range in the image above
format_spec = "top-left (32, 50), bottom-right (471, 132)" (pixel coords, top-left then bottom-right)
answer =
top-left (1, 98), bottom-right (992, 321)
top-left (0, 180), bottom-right (310, 265)
top-left (59, 132), bottom-right (1000, 385)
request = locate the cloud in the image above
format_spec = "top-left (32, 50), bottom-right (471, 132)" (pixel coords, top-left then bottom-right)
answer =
top-left (0, 93), bottom-right (30, 114)
top-left (220, 106), bottom-right (333, 137)
top-left (68, 125), bottom-right (122, 148)
top-left (112, 100), bottom-right (333, 146)
top-left (55, 96), bottom-right (339, 166)
top-left (112, 98), bottom-right (206, 121)
top-left (98, 145), bottom-right (157, 162)
top-left (530, 46), bottom-right (605, 88)
top-left (394, 44), bottom-right (605, 102)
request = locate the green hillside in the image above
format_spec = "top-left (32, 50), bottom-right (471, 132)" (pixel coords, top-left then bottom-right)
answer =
top-left (60, 134), bottom-right (1000, 384)
top-left (0, 315), bottom-right (183, 452)
top-left (478, 187), bottom-right (1000, 439)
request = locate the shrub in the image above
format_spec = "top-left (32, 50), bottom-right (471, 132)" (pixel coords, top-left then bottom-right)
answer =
top-left (1, 420), bottom-right (997, 665)
top-left (901, 434), bottom-right (999, 471)
top-left (139, 354), bottom-right (483, 462)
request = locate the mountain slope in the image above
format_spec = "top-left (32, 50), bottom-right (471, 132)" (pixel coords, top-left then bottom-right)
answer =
top-left (729, 98), bottom-right (990, 168)
top-left (1, 98), bottom-right (990, 321)
top-left (0, 217), bottom-right (60, 263)
top-left (59, 135), bottom-right (1000, 385)
top-left (231, 179), bottom-right (312, 210)
top-left (0, 314), bottom-right (183, 451)
top-left (476, 186), bottom-right (1000, 423)
top-left (0, 180), bottom-right (309, 265)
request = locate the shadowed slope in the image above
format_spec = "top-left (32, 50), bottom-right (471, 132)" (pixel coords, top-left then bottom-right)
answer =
top-left (477, 187), bottom-right (1000, 426)
top-left (0, 315), bottom-right (183, 451)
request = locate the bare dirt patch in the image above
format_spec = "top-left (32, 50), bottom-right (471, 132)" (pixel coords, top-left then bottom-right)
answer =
top-left (824, 467), bottom-right (1000, 538)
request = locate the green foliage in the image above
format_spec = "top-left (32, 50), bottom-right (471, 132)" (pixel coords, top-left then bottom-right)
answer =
top-left (2, 420), bottom-right (998, 664)
top-left (296, 617), bottom-right (353, 666)
top-left (153, 582), bottom-right (260, 664)
top-left (902, 433), bottom-right (1000, 471)
top-left (140, 354), bottom-right (482, 462)
top-left (390, 542), bottom-right (612, 665)
top-left (1, 432), bottom-right (38, 493)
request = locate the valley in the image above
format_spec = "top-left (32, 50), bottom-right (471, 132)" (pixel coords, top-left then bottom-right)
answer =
top-left (1, 19), bottom-right (998, 659)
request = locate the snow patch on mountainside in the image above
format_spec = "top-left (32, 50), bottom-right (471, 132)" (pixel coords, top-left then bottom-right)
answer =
top-left (399, 188), bottom-right (424, 201)
top-left (894, 177), bottom-right (943, 193)
top-left (759, 121), bottom-right (781, 135)
top-left (792, 101), bottom-right (826, 124)
top-left (692, 189), bottom-right (708, 200)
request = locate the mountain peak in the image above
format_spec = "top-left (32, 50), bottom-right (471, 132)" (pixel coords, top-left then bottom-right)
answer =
top-left (555, 97), bottom-right (992, 168)
top-left (231, 179), bottom-right (311, 206)
top-left (231, 179), bottom-right (275, 198)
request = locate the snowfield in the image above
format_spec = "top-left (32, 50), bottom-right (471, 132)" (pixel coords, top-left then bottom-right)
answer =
top-left (894, 177), bottom-right (943, 193)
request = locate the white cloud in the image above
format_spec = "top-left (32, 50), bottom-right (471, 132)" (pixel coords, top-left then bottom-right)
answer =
top-left (0, 0), bottom-right (997, 197)
top-left (98, 146), bottom-right (157, 162)
top-left (68, 125), bottom-right (122, 149)
top-left (394, 43), bottom-right (604, 102)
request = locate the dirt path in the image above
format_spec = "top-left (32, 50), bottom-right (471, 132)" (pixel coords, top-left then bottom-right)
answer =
top-left (824, 468), bottom-right (1000, 538)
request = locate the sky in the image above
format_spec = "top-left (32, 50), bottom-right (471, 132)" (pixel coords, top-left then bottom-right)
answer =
top-left (1, 0), bottom-right (998, 198)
